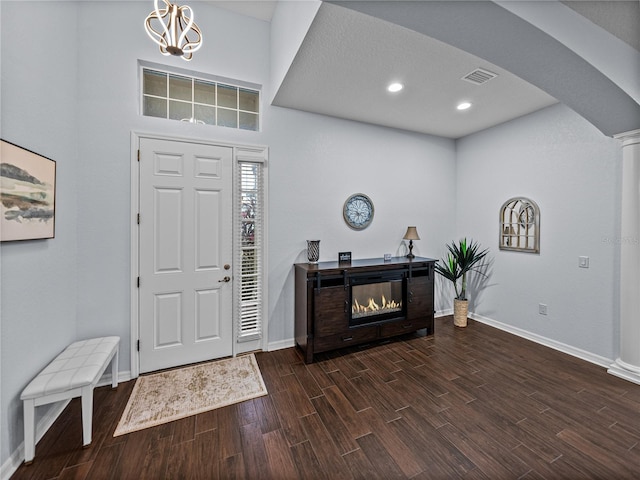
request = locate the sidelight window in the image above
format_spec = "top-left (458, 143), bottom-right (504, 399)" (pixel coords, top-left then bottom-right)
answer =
top-left (237, 160), bottom-right (265, 342)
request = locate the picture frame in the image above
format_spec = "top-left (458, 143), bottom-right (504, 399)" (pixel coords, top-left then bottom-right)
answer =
top-left (339, 251), bottom-right (352, 264)
top-left (1, 140), bottom-right (56, 241)
top-left (499, 197), bottom-right (539, 253)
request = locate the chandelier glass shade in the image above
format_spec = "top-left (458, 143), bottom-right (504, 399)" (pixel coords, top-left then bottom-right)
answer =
top-left (144, 0), bottom-right (202, 61)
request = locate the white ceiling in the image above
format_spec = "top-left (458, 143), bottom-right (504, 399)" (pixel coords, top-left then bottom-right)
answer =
top-left (272, 3), bottom-right (558, 138)
top-left (212, 0), bottom-right (638, 139)
top-left (210, 0), bottom-right (278, 22)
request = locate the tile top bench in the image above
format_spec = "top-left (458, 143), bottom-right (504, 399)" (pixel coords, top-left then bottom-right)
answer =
top-left (20, 336), bottom-right (120, 464)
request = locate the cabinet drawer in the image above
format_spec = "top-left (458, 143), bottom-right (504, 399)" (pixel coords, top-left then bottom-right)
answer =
top-left (379, 318), bottom-right (427, 338)
top-left (314, 326), bottom-right (379, 352)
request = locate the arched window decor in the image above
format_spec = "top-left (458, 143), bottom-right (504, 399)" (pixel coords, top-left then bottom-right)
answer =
top-left (500, 197), bottom-right (540, 253)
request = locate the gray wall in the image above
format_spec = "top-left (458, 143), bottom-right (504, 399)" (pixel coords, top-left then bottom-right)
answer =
top-left (0, 1), bottom-right (456, 465)
top-left (265, 107), bottom-right (457, 343)
top-left (0, 0), bottom-right (625, 471)
top-left (456, 103), bottom-right (621, 360)
top-left (1, 0), bottom-right (80, 467)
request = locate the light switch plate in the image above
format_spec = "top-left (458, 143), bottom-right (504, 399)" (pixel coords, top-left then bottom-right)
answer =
top-left (579, 256), bottom-right (590, 268)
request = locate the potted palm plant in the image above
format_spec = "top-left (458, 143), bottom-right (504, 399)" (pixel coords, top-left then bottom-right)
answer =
top-left (434, 238), bottom-right (489, 327)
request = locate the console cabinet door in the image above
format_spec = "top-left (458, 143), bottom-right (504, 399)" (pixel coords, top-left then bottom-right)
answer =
top-left (314, 286), bottom-right (349, 336)
top-left (406, 276), bottom-right (433, 321)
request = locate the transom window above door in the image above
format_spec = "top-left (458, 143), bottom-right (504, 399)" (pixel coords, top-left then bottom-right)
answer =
top-left (141, 67), bottom-right (260, 131)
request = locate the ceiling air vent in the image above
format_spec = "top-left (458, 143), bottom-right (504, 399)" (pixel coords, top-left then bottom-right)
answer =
top-left (462, 68), bottom-right (498, 85)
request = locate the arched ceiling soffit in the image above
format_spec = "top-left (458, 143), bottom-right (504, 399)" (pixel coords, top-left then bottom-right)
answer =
top-left (327, 0), bottom-right (640, 137)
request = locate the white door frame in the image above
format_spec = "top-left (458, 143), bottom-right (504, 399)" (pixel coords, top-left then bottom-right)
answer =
top-left (130, 131), bottom-right (269, 378)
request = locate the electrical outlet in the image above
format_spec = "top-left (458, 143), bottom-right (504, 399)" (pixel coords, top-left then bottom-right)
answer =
top-left (539, 303), bottom-right (548, 315)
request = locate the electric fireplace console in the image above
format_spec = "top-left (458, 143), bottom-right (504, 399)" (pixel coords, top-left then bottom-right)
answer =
top-left (294, 257), bottom-right (436, 363)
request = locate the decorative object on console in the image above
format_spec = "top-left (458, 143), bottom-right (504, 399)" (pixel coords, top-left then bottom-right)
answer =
top-left (307, 240), bottom-right (320, 263)
top-left (339, 251), bottom-right (352, 264)
top-left (499, 197), bottom-right (540, 253)
top-left (1, 140), bottom-right (56, 242)
top-left (434, 238), bottom-right (489, 327)
top-left (343, 193), bottom-right (374, 230)
top-left (144, 0), bottom-right (202, 61)
top-left (403, 226), bottom-right (420, 259)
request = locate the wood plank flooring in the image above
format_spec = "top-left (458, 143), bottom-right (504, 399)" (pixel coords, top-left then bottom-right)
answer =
top-left (11, 316), bottom-right (640, 479)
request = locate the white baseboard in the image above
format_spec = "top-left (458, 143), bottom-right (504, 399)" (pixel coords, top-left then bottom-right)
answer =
top-left (1, 399), bottom-right (69, 480)
top-left (267, 338), bottom-right (295, 351)
top-left (608, 358), bottom-right (640, 385)
top-left (98, 370), bottom-right (133, 386)
top-left (468, 312), bottom-right (613, 369)
top-left (267, 313), bottom-right (615, 378)
top-left (1, 370), bottom-right (132, 480)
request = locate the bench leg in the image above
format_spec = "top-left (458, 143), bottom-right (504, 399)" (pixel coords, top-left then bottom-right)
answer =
top-left (23, 399), bottom-right (35, 463)
top-left (81, 386), bottom-right (93, 447)
top-left (111, 344), bottom-right (119, 388)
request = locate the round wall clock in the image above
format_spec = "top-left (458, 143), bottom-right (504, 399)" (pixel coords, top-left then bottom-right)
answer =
top-left (343, 193), bottom-right (374, 230)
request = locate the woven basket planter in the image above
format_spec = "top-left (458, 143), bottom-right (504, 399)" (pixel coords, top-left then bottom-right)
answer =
top-left (453, 299), bottom-right (469, 328)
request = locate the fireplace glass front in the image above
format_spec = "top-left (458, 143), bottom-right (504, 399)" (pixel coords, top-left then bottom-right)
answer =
top-left (350, 278), bottom-right (404, 326)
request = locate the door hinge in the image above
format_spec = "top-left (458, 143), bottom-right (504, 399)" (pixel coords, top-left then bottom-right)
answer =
top-left (137, 340), bottom-right (140, 351)
top-left (137, 276), bottom-right (140, 288)
top-left (137, 149), bottom-right (140, 162)
top-left (137, 213), bottom-right (140, 224)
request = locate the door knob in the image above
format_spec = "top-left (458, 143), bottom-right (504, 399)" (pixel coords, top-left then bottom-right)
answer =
top-left (219, 276), bottom-right (231, 283)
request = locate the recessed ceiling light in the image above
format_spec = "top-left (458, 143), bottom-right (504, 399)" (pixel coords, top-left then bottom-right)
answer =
top-left (387, 82), bottom-right (404, 93)
top-left (457, 102), bottom-right (472, 110)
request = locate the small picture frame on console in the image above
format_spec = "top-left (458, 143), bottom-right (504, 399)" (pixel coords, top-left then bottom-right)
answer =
top-left (339, 251), bottom-right (352, 264)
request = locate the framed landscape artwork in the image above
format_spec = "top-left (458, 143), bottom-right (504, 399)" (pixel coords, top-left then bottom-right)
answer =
top-left (1, 140), bottom-right (56, 241)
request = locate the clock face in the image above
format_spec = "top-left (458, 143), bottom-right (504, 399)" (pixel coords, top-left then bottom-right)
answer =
top-left (343, 194), bottom-right (374, 230)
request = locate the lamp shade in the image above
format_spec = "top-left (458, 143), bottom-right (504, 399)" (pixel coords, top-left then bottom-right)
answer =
top-left (403, 226), bottom-right (420, 241)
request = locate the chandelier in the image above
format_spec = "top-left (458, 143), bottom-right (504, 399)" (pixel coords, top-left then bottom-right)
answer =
top-left (144, 0), bottom-right (202, 61)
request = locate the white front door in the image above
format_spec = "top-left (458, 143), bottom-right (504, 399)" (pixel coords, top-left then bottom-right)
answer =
top-left (138, 137), bottom-right (233, 373)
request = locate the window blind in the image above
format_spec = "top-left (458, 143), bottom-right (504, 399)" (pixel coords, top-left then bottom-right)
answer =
top-left (237, 161), bottom-right (264, 341)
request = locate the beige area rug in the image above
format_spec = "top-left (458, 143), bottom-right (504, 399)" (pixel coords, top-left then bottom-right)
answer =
top-left (113, 354), bottom-right (267, 436)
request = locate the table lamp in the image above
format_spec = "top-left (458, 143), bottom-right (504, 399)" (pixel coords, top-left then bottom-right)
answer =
top-left (403, 226), bottom-right (420, 259)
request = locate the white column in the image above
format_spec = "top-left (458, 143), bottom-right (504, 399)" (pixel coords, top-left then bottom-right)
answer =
top-left (609, 129), bottom-right (640, 385)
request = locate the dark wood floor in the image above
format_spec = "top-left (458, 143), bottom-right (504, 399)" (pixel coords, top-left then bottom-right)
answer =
top-left (11, 316), bottom-right (640, 479)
